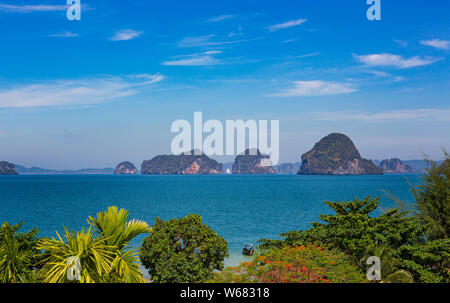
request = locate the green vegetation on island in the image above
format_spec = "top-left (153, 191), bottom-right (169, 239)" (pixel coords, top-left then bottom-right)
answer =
top-left (141, 150), bottom-right (223, 175)
top-left (298, 133), bottom-right (383, 175)
top-left (232, 149), bottom-right (276, 174)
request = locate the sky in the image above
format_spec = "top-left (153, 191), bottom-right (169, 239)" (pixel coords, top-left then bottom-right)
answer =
top-left (0, 0), bottom-right (449, 169)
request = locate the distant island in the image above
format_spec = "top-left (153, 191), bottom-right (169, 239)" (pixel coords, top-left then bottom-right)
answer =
top-left (378, 158), bottom-right (416, 174)
top-left (232, 149), bottom-right (276, 174)
top-left (141, 150), bottom-right (223, 175)
top-left (297, 133), bottom-right (383, 175)
top-left (275, 162), bottom-right (301, 174)
top-left (14, 165), bottom-right (114, 175)
top-left (114, 162), bottom-right (138, 175)
top-left (0, 161), bottom-right (18, 175)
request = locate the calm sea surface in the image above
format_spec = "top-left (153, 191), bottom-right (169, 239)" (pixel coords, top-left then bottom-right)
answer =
top-left (0, 174), bottom-right (420, 267)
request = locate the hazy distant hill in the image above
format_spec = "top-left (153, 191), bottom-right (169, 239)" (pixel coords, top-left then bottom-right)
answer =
top-left (275, 162), bottom-right (301, 174)
top-left (372, 160), bottom-right (444, 173)
top-left (15, 165), bottom-right (114, 175)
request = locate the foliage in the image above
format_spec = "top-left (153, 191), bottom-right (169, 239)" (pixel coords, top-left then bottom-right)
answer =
top-left (140, 214), bottom-right (229, 283)
top-left (398, 238), bottom-right (450, 283)
top-left (37, 227), bottom-right (114, 283)
top-left (210, 245), bottom-right (365, 283)
top-left (0, 222), bottom-right (41, 283)
top-left (363, 244), bottom-right (414, 283)
top-left (38, 206), bottom-right (150, 283)
top-left (411, 152), bottom-right (450, 241)
top-left (259, 196), bottom-right (424, 265)
top-left (88, 206), bottom-right (151, 283)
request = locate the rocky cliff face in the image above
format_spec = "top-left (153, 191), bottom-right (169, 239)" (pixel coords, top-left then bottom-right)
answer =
top-left (297, 133), bottom-right (383, 175)
top-left (379, 158), bottom-right (415, 174)
top-left (141, 151), bottom-right (223, 175)
top-left (0, 161), bottom-right (18, 175)
top-left (114, 161), bottom-right (138, 175)
top-left (232, 149), bottom-right (276, 174)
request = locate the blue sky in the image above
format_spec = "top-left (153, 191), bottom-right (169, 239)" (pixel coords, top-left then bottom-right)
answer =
top-left (0, 0), bottom-right (449, 169)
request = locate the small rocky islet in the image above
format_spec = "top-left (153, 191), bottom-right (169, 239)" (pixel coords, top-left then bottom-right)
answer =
top-left (114, 161), bottom-right (138, 175)
top-left (0, 161), bottom-right (18, 175)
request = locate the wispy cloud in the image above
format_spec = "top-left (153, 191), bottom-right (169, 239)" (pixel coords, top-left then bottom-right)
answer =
top-left (291, 52), bottom-right (320, 59)
top-left (49, 31), bottom-right (79, 38)
top-left (0, 3), bottom-right (68, 12)
top-left (354, 53), bottom-right (441, 68)
top-left (177, 34), bottom-right (258, 48)
top-left (272, 80), bottom-right (357, 97)
top-left (110, 29), bottom-right (143, 41)
top-left (268, 19), bottom-right (307, 32)
top-left (206, 14), bottom-right (236, 23)
top-left (421, 39), bottom-right (450, 50)
top-left (0, 74), bottom-right (164, 108)
top-left (394, 39), bottom-right (408, 47)
top-left (162, 51), bottom-right (222, 66)
top-left (313, 109), bottom-right (450, 122)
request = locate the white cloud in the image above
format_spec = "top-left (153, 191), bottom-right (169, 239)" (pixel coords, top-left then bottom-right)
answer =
top-left (0, 4), bottom-right (68, 12)
top-left (272, 80), bottom-right (356, 97)
top-left (206, 14), bottom-right (236, 22)
top-left (268, 19), bottom-right (307, 32)
top-left (354, 53), bottom-right (440, 68)
top-left (313, 109), bottom-right (450, 122)
top-left (49, 31), bottom-right (79, 38)
top-left (394, 39), bottom-right (408, 47)
top-left (162, 51), bottom-right (222, 66)
top-left (176, 34), bottom-right (256, 48)
top-left (292, 52), bottom-right (319, 59)
top-left (110, 29), bottom-right (143, 41)
top-left (421, 39), bottom-right (450, 50)
top-left (282, 39), bottom-right (297, 44)
top-left (0, 74), bottom-right (164, 108)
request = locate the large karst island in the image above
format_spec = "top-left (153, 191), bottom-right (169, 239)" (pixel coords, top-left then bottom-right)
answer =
top-left (0, 161), bottom-right (18, 175)
top-left (114, 161), bottom-right (138, 175)
top-left (141, 150), bottom-right (223, 175)
top-left (297, 133), bottom-right (383, 175)
top-left (232, 149), bottom-right (276, 174)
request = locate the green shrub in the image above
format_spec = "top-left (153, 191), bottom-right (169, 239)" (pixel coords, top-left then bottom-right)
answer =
top-left (140, 214), bottom-right (229, 283)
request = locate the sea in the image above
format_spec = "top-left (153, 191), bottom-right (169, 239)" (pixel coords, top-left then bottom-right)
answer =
top-left (0, 174), bottom-right (421, 269)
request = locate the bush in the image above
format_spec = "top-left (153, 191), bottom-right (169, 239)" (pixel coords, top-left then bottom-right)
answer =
top-left (258, 196), bottom-right (424, 266)
top-left (211, 245), bottom-right (365, 283)
top-left (140, 214), bottom-right (229, 283)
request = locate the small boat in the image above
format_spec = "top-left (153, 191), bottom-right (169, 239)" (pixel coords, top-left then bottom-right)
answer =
top-left (242, 244), bottom-right (254, 256)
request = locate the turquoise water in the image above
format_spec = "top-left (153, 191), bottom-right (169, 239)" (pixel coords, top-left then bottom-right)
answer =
top-left (0, 174), bottom-right (420, 267)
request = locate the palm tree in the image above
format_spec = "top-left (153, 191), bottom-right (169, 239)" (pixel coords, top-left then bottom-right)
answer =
top-left (38, 206), bottom-right (150, 283)
top-left (363, 243), bottom-right (414, 283)
top-left (37, 226), bottom-right (114, 283)
top-left (88, 206), bottom-right (151, 283)
top-left (0, 223), bottom-right (33, 283)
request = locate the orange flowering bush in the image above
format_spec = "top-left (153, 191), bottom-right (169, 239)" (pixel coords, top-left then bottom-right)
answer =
top-left (210, 244), bottom-right (365, 283)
